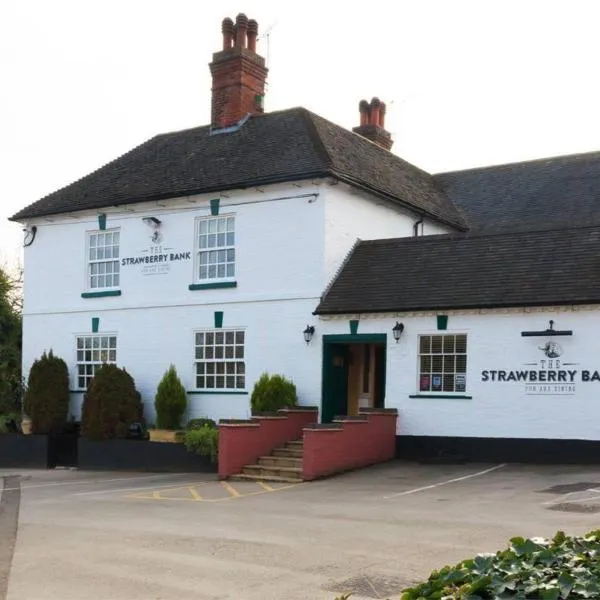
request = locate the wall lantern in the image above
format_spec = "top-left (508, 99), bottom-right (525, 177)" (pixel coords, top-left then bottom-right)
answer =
top-left (23, 225), bottom-right (38, 247)
top-left (303, 325), bottom-right (315, 344)
top-left (392, 321), bottom-right (405, 342)
top-left (142, 216), bottom-right (162, 227)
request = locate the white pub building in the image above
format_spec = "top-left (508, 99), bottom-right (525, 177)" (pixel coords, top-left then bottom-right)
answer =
top-left (12, 13), bottom-right (600, 462)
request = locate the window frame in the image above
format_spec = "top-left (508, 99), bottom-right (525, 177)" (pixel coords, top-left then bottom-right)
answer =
top-left (86, 228), bottom-right (121, 291)
top-left (417, 333), bottom-right (468, 395)
top-left (193, 328), bottom-right (246, 392)
top-left (194, 214), bottom-right (236, 284)
top-left (74, 333), bottom-right (118, 390)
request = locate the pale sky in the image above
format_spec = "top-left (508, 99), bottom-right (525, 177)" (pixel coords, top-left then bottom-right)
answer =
top-left (3, 0), bottom-right (600, 267)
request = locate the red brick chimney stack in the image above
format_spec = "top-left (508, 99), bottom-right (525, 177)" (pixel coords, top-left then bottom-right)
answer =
top-left (209, 13), bottom-right (268, 129)
top-left (352, 97), bottom-right (394, 151)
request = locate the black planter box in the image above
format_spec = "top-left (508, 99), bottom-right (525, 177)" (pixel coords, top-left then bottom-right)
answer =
top-left (0, 434), bottom-right (50, 468)
top-left (78, 439), bottom-right (217, 472)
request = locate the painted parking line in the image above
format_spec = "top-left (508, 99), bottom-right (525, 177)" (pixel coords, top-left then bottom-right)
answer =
top-left (127, 480), bottom-right (301, 502)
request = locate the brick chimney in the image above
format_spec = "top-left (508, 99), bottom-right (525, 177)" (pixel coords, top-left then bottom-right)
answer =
top-left (209, 13), bottom-right (268, 129)
top-left (352, 97), bottom-right (393, 151)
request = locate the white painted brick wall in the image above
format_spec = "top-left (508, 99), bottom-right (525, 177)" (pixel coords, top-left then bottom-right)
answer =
top-left (319, 308), bottom-right (600, 440)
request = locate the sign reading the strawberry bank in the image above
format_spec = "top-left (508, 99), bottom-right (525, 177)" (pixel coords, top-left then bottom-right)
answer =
top-left (481, 341), bottom-right (600, 396)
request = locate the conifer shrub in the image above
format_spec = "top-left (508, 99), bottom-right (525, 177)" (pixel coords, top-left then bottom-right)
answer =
top-left (154, 365), bottom-right (187, 430)
top-left (250, 372), bottom-right (298, 414)
top-left (23, 350), bottom-right (69, 434)
top-left (81, 364), bottom-right (143, 440)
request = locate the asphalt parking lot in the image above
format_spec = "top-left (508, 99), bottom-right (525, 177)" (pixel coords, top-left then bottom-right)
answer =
top-left (2, 461), bottom-right (600, 600)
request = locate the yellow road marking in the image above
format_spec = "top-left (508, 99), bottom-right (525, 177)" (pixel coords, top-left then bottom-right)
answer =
top-left (127, 480), bottom-right (302, 502)
top-left (258, 481), bottom-right (274, 492)
top-left (220, 481), bottom-right (241, 498)
top-left (188, 486), bottom-right (203, 501)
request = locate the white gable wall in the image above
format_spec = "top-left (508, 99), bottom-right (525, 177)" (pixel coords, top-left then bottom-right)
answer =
top-left (323, 183), bottom-right (453, 287)
top-left (319, 307), bottom-right (600, 440)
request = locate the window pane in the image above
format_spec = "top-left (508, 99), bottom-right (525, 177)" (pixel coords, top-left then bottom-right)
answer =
top-left (420, 355), bottom-right (431, 373)
top-left (443, 355), bottom-right (455, 373)
top-left (456, 355), bottom-right (467, 372)
top-left (235, 331), bottom-right (244, 344)
top-left (215, 331), bottom-right (224, 345)
top-left (443, 336), bottom-right (455, 353)
top-left (456, 335), bottom-right (467, 353)
top-left (419, 336), bottom-right (430, 353)
top-left (431, 336), bottom-right (443, 354)
top-left (443, 374), bottom-right (455, 392)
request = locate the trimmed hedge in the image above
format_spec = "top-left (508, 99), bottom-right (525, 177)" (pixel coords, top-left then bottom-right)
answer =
top-left (154, 365), bottom-right (187, 429)
top-left (81, 364), bottom-right (143, 440)
top-left (184, 424), bottom-right (218, 463)
top-left (250, 372), bottom-right (297, 414)
top-left (24, 350), bottom-right (69, 434)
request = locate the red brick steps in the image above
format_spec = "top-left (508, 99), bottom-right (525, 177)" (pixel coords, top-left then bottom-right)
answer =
top-left (230, 439), bottom-right (304, 483)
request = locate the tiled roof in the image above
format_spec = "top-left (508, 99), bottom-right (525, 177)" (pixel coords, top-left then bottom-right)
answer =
top-left (315, 226), bottom-right (600, 314)
top-left (435, 150), bottom-right (600, 233)
top-left (11, 108), bottom-right (466, 229)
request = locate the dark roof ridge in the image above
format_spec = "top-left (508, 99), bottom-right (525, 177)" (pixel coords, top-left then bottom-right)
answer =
top-left (434, 148), bottom-right (600, 177)
top-left (300, 109), bottom-right (334, 169)
top-left (358, 222), bottom-right (600, 247)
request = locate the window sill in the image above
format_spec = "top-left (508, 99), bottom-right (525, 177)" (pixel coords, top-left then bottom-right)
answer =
top-left (187, 390), bottom-right (247, 395)
top-left (81, 290), bottom-right (122, 298)
top-left (69, 389), bottom-right (85, 393)
top-left (188, 281), bottom-right (237, 291)
top-left (409, 394), bottom-right (473, 400)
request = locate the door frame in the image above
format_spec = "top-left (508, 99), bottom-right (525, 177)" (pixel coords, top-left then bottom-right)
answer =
top-left (321, 334), bottom-right (387, 423)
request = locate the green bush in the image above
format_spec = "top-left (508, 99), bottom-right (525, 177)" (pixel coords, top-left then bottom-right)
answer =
top-left (23, 350), bottom-right (69, 434)
top-left (250, 372), bottom-right (297, 414)
top-left (154, 365), bottom-right (187, 429)
top-left (400, 529), bottom-right (600, 600)
top-left (0, 413), bottom-right (20, 434)
top-left (187, 417), bottom-right (217, 430)
top-left (184, 425), bottom-right (218, 463)
top-left (81, 364), bottom-right (143, 441)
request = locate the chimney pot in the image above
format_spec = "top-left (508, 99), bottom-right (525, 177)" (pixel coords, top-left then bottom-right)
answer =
top-left (352, 95), bottom-right (394, 151)
top-left (369, 97), bottom-right (381, 127)
top-left (379, 101), bottom-right (387, 128)
top-left (235, 13), bottom-right (249, 48)
top-left (222, 18), bottom-right (234, 50)
top-left (358, 99), bottom-right (370, 126)
top-left (247, 19), bottom-right (258, 52)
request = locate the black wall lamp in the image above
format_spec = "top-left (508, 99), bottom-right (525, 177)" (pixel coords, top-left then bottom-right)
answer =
top-left (392, 321), bottom-right (405, 342)
top-left (142, 216), bottom-right (162, 227)
top-left (303, 325), bottom-right (315, 344)
top-left (23, 225), bottom-right (38, 247)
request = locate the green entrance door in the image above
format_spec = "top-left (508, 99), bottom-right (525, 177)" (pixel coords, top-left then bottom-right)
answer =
top-left (321, 344), bottom-right (350, 423)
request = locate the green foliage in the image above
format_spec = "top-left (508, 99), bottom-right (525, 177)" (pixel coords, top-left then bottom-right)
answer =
top-left (23, 350), bottom-right (69, 434)
top-left (401, 529), bottom-right (600, 600)
top-left (0, 413), bottom-right (21, 434)
top-left (250, 372), bottom-right (298, 414)
top-left (154, 365), bottom-right (187, 429)
top-left (184, 425), bottom-right (218, 463)
top-left (0, 267), bottom-right (22, 415)
top-left (187, 417), bottom-right (217, 430)
top-left (81, 364), bottom-right (143, 440)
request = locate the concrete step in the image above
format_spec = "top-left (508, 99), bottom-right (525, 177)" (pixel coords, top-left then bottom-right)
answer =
top-left (229, 473), bottom-right (302, 484)
top-left (243, 464), bottom-right (303, 479)
top-left (258, 455), bottom-right (303, 468)
top-left (272, 448), bottom-right (303, 458)
top-left (285, 440), bottom-right (304, 449)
